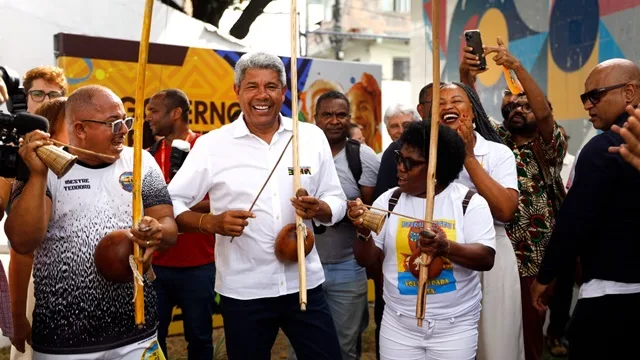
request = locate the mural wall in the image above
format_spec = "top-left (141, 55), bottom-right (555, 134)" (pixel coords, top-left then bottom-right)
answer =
top-left (413, 0), bottom-right (640, 152)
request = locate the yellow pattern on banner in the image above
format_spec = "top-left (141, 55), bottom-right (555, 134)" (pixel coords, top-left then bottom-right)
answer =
top-left (57, 48), bottom-right (239, 133)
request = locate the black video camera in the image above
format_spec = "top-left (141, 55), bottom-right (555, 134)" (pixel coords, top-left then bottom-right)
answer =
top-left (0, 66), bottom-right (50, 180)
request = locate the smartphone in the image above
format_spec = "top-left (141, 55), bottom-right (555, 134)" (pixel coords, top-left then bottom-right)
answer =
top-left (464, 30), bottom-right (487, 70)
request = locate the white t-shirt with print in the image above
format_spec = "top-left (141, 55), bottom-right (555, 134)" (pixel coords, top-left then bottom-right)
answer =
top-left (456, 131), bottom-right (517, 225)
top-left (12, 147), bottom-right (172, 353)
top-left (372, 182), bottom-right (496, 320)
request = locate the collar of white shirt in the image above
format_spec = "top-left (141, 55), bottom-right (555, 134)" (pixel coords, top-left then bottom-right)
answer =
top-left (473, 131), bottom-right (490, 156)
top-left (231, 113), bottom-right (293, 139)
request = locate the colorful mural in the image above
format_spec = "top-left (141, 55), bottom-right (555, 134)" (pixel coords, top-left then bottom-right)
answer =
top-left (420, 0), bottom-right (640, 129)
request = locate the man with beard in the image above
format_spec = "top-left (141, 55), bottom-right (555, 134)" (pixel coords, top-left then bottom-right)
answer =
top-left (5, 85), bottom-right (177, 358)
top-left (145, 89), bottom-right (216, 360)
top-left (461, 38), bottom-right (566, 360)
top-left (531, 58), bottom-right (640, 360)
top-left (287, 90), bottom-right (379, 360)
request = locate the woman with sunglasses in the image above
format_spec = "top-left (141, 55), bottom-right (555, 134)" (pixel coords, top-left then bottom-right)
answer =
top-left (348, 120), bottom-right (496, 360)
top-left (436, 81), bottom-right (522, 360)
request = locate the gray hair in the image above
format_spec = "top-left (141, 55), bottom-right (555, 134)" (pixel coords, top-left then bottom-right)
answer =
top-left (383, 103), bottom-right (421, 127)
top-left (234, 52), bottom-right (287, 87)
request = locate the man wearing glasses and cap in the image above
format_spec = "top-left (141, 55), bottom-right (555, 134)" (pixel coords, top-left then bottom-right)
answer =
top-left (5, 84), bottom-right (177, 359)
top-left (531, 58), bottom-right (640, 360)
top-left (460, 38), bottom-right (567, 360)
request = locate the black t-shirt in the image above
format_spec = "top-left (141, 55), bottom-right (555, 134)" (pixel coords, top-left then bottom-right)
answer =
top-left (373, 139), bottom-right (401, 200)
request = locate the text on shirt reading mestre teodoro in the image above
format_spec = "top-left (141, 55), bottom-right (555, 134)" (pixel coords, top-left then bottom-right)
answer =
top-left (63, 178), bottom-right (91, 191)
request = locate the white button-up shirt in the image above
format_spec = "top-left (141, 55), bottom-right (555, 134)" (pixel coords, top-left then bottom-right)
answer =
top-left (168, 114), bottom-right (347, 300)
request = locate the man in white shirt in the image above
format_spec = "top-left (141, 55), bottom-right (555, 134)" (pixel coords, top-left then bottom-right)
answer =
top-left (168, 51), bottom-right (346, 359)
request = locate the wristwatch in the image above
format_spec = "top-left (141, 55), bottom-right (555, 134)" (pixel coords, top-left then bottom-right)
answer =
top-left (357, 232), bottom-right (370, 242)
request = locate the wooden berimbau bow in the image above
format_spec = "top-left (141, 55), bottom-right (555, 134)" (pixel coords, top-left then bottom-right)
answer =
top-left (416, 0), bottom-right (442, 327)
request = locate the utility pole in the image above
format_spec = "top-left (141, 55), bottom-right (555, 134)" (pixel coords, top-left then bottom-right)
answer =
top-left (329, 0), bottom-right (344, 60)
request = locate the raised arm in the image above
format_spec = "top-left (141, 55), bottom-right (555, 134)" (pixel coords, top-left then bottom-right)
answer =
top-left (458, 46), bottom-right (489, 89)
top-left (5, 131), bottom-right (53, 254)
top-left (485, 37), bottom-right (555, 143)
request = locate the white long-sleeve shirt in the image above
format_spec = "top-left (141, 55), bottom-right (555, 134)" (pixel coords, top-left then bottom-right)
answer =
top-left (168, 114), bottom-right (347, 300)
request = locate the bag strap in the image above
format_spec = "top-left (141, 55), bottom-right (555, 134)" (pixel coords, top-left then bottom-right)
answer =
top-left (387, 188), bottom-right (403, 217)
top-left (462, 189), bottom-right (475, 215)
top-left (345, 139), bottom-right (363, 184)
top-left (147, 138), bottom-right (163, 156)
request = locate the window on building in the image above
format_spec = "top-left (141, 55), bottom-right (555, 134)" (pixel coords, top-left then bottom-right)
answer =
top-left (393, 57), bottom-right (410, 81)
top-left (381, 0), bottom-right (410, 13)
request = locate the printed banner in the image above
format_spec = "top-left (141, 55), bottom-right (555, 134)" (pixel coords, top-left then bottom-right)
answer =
top-left (54, 33), bottom-right (383, 152)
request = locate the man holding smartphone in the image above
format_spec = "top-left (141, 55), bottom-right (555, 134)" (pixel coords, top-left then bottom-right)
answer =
top-left (460, 36), bottom-right (566, 360)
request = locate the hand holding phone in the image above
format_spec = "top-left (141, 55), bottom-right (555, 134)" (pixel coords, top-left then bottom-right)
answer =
top-left (464, 30), bottom-right (487, 70)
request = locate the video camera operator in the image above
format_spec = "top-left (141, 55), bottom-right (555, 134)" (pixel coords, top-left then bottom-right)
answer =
top-left (0, 65), bottom-right (68, 360)
top-left (0, 66), bottom-right (68, 215)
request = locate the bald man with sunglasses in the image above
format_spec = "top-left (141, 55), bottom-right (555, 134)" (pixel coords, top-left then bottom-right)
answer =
top-left (531, 58), bottom-right (640, 359)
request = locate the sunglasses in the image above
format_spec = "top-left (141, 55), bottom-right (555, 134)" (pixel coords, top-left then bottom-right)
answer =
top-left (580, 83), bottom-right (627, 105)
top-left (394, 150), bottom-right (426, 171)
top-left (81, 117), bottom-right (134, 134)
top-left (29, 90), bottom-right (64, 103)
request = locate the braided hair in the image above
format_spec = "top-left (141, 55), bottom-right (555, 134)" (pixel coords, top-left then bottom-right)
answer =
top-left (450, 82), bottom-right (503, 144)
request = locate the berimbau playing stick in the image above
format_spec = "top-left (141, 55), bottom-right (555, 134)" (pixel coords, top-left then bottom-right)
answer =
top-left (416, 0), bottom-right (441, 328)
top-left (131, 0), bottom-right (154, 326)
top-left (289, 0), bottom-right (307, 311)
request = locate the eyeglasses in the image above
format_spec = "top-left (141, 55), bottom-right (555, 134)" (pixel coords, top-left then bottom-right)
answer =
top-left (28, 90), bottom-right (64, 103)
top-left (580, 83), bottom-right (627, 105)
top-left (394, 150), bottom-right (426, 172)
top-left (501, 101), bottom-right (532, 120)
top-left (81, 117), bottom-right (134, 134)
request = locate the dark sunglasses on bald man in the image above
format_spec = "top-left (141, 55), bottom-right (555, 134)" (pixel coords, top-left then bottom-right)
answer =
top-left (394, 150), bottom-right (426, 172)
top-left (579, 83), bottom-right (627, 105)
top-left (81, 117), bottom-right (134, 134)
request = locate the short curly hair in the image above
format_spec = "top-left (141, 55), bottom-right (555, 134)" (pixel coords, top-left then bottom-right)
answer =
top-left (23, 66), bottom-right (68, 94)
top-left (400, 120), bottom-right (466, 187)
